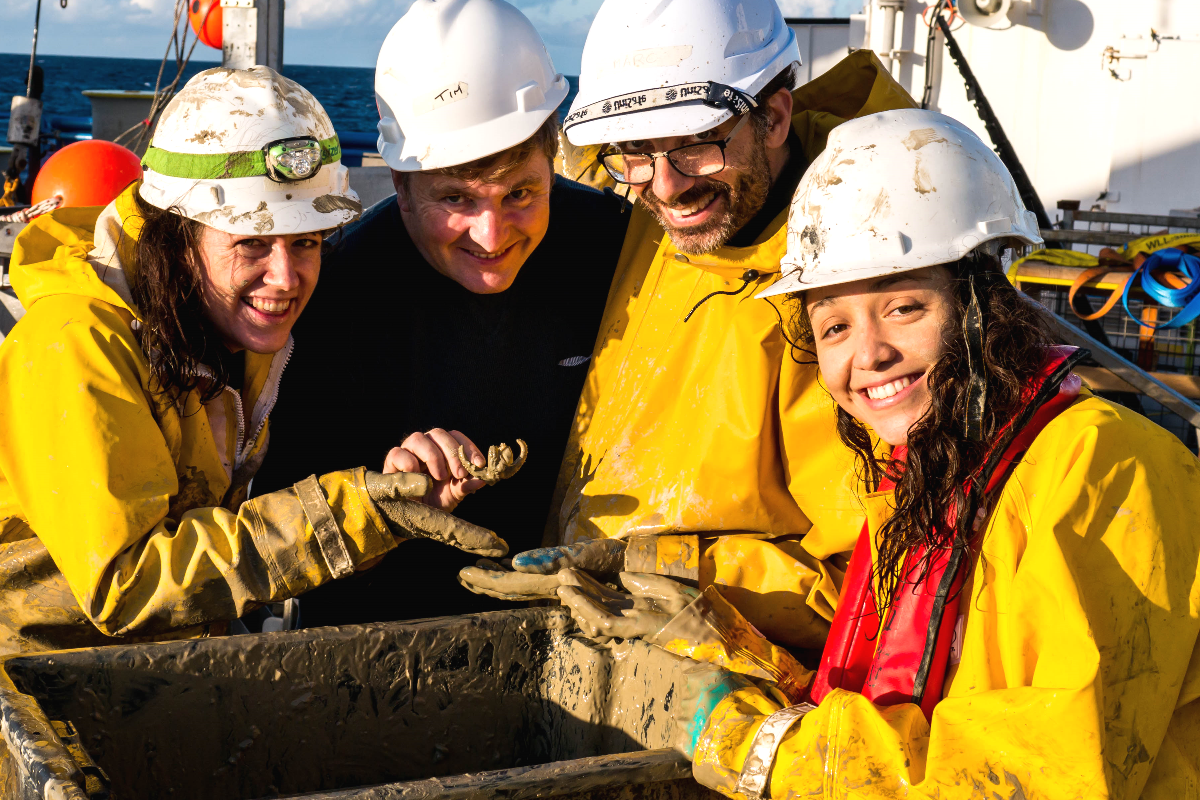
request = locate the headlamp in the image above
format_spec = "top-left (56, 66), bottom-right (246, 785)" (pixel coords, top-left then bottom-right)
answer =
top-left (264, 137), bottom-right (324, 182)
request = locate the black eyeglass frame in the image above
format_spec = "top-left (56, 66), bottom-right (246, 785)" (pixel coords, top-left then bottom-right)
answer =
top-left (598, 113), bottom-right (753, 186)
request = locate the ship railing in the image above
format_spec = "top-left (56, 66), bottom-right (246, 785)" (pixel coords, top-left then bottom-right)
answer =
top-left (1012, 200), bottom-right (1200, 450)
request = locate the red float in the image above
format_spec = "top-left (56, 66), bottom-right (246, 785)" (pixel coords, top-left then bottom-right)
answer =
top-left (188, 0), bottom-right (223, 50)
top-left (31, 140), bottom-right (144, 209)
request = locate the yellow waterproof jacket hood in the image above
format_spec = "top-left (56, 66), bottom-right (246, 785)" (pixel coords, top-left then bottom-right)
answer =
top-left (549, 52), bottom-right (917, 648)
top-left (8, 183), bottom-right (140, 314)
top-left (0, 185), bottom-right (394, 654)
top-left (663, 394), bottom-right (1200, 800)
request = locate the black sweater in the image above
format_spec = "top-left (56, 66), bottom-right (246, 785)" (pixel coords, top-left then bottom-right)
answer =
top-left (254, 176), bottom-right (630, 626)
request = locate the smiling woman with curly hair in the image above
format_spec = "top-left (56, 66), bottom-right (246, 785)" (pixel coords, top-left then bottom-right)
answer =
top-left (0, 66), bottom-right (505, 657)
top-left (561, 108), bottom-right (1200, 800)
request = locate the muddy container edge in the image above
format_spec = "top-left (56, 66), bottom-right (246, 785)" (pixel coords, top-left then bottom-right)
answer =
top-left (0, 608), bottom-right (722, 800)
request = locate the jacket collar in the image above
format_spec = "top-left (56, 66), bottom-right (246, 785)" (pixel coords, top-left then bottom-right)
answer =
top-left (658, 207), bottom-right (789, 282)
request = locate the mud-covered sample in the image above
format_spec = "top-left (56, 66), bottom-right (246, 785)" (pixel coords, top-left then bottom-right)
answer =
top-left (456, 440), bottom-right (527, 485)
top-left (0, 608), bottom-right (725, 800)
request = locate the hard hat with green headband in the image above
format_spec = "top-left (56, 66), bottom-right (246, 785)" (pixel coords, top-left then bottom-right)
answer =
top-left (139, 66), bottom-right (362, 235)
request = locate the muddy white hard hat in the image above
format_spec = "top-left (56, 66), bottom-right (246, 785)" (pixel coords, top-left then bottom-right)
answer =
top-left (139, 66), bottom-right (361, 235)
top-left (375, 0), bottom-right (569, 172)
top-left (758, 109), bottom-right (1043, 299)
top-left (563, 0), bottom-right (801, 147)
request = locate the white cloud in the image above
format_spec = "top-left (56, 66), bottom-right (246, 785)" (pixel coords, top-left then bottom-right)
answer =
top-left (776, 0), bottom-right (843, 16)
top-left (286, 0), bottom-right (413, 29)
top-left (1, 0), bottom-right (862, 70)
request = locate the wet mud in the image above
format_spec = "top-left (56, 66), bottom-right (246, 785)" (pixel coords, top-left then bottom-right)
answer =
top-left (457, 564), bottom-right (563, 600)
top-left (0, 608), bottom-right (722, 800)
top-left (456, 440), bottom-right (527, 486)
top-left (312, 195), bottom-right (364, 216)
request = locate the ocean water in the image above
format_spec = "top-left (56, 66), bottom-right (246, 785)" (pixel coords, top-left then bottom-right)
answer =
top-left (0, 51), bottom-right (380, 147)
top-left (1, 52), bottom-right (579, 149)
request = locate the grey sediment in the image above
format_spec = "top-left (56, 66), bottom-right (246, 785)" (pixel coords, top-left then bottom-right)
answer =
top-left (0, 607), bottom-right (723, 800)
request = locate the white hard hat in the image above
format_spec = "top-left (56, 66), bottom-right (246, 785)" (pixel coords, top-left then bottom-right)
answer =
top-left (139, 66), bottom-right (360, 236)
top-left (759, 109), bottom-right (1043, 299)
top-left (375, 0), bottom-right (569, 172)
top-left (563, 0), bottom-right (801, 147)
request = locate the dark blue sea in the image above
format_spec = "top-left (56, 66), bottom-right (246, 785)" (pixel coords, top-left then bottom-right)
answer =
top-left (0, 51), bottom-right (379, 148)
top-left (1, 52), bottom-right (578, 150)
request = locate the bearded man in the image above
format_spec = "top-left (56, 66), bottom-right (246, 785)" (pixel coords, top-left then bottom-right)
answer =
top-left (460, 0), bottom-right (919, 651)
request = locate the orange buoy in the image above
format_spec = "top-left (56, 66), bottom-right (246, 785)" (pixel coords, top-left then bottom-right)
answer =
top-left (31, 140), bottom-right (144, 208)
top-left (188, 0), bottom-right (223, 50)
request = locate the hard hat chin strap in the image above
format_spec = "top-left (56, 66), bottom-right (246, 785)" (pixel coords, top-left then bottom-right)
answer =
top-left (563, 81), bottom-right (757, 133)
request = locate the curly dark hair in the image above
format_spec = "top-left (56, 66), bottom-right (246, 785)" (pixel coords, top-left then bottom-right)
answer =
top-left (127, 192), bottom-right (236, 405)
top-left (790, 252), bottom-right (1054, 607)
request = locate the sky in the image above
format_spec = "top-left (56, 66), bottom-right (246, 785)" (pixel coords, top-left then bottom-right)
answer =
top-left (0, 0), bottom-right (861, 72)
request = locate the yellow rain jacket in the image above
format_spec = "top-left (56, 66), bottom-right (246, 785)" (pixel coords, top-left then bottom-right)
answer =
top-left (660, 393), bottom-right (1200, 799)
top-left (0, 185), bottom-right (395, 655)
top-left (550, 52), bottom-right (918, 648)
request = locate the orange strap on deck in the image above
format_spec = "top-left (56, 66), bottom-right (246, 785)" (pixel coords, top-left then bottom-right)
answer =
top-left (1068, 267), bottom-right (1133, 321)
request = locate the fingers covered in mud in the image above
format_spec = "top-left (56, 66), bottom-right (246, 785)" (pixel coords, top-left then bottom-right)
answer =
top-left (364, 470), bottom-right (432, 500)
top-left (458, 565), bottom-right (562, 600)
top-left (385, 431), bottom-right (487, 512)
top-left (510, 538), bottom-right (627, 575)
top-left (369, 492), bottom-right (508, 558)
top-left (557, 569), bottom-right (680, 642)
top-left (619, 572), bottom-right (701, 616)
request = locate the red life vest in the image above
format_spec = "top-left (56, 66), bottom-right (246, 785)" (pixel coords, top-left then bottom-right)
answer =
top-left (809, 347), bottom-right (1084, 720)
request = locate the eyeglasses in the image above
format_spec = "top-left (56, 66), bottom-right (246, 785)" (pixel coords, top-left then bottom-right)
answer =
top-left (598, 114), bottom-right (752, 186)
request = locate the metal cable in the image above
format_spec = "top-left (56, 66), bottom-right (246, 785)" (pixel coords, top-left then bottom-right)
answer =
top-left (114, 0), bottom-right (205, 152)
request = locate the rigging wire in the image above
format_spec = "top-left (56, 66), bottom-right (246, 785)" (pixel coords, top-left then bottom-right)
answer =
top-left (920, 0), bottom-right (948, 109)
top-left (114, 0), bottom-right (205, 153)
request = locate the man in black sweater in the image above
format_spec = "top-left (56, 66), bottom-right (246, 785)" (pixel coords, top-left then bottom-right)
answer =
top-left (253, 0), bottom-right (630, 626)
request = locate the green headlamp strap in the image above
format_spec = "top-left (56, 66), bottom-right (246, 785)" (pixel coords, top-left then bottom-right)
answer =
top-left (141, 135), bottom-right (341, 181)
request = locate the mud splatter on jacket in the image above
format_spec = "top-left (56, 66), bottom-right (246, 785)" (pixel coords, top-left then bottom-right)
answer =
top-left (0, 185), bottom-right (394, 654)
top-left (661, 393), bottom-right (1200, 799)
top-left (551, 51), bottom-right (918, 649)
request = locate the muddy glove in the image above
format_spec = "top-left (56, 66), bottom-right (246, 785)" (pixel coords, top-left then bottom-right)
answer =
top-left (364, 471), bottom-right (508, 558)
top-left (557, 570), bottom-right (700, 642)
top-left (674, 665), bottom-right (752, 759)
top-left (457, 538), bottom-right (627, 600)
top-left (456, 558), bottom-right (563, 600)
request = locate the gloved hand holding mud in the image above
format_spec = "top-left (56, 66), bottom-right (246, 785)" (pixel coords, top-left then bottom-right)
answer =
top-left (458, 538), bottom-right (628, 600)
top-left (364, 470), bottom-right (508, 558)
top-left (383, 432), bottom-right (528, 512)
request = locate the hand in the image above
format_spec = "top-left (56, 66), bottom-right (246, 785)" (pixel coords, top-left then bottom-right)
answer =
top-left (457, 559), bottom-right (563, 600)
top-left (511, 538), bottom-right (627, 575)
top-left (383, 428), bottom-right (487, 512)
top-left (457, 538), bottom-right (628, 601)
top-left (364, 471), bottom-right (507, 557)
top-left (557, 571), bottom-right (700, 643)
